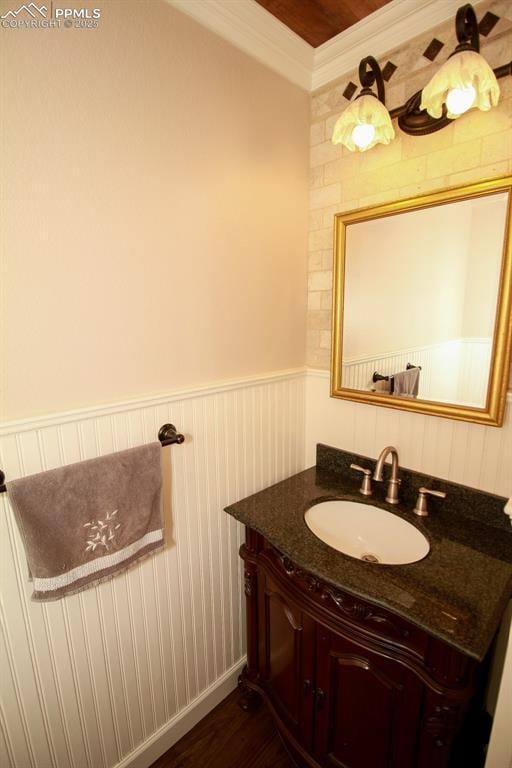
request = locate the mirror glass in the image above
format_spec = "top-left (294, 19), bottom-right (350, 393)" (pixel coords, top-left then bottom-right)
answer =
top-left (331, 178), bottom-right (512, 426)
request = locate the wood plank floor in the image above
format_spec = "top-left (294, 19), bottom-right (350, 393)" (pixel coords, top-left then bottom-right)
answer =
top-left (150, 689), bottom-right (296, 768)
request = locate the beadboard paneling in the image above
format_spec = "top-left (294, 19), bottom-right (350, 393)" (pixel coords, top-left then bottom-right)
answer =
top-left (305, 369), bottom-right (512, 497)
top-left (0, 371), bottom-right (305, 768)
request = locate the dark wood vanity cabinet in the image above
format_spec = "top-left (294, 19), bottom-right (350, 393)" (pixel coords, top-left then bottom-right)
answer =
top-left (241, 528), bottom-right (482, 768)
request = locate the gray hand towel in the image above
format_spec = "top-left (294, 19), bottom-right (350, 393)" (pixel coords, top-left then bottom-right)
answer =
top-left (7, 443), bottom-right (163, 601)
top-left (393, 367), bottom-right (420, 398)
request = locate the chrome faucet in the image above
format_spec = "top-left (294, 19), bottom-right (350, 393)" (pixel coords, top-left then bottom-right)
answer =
top-left (373, 446), bottom-right (400, 505)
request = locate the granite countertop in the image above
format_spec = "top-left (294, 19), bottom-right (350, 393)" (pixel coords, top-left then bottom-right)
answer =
top-left (225, 444), bottom-right (512, 661)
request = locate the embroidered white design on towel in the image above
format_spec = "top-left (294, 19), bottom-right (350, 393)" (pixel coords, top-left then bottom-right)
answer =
top-left (83, 509), bottom-right (121, 553)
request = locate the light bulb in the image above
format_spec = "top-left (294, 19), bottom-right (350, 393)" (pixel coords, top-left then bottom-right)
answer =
top-left (445, 84), bottom-right (476, 116)
top-left (351, 123), bottom-right (375, 150)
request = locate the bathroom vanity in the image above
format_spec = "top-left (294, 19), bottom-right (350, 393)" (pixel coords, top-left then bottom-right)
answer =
top-left (225, 445), bottom-right (512, 768)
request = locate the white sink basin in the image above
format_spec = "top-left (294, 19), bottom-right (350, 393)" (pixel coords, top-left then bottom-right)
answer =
top-left (304, 500), bottom-right (429, 565)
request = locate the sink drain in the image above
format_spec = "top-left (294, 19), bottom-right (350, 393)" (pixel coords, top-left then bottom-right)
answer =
top-left (361, 553), bottom-right (379, 563)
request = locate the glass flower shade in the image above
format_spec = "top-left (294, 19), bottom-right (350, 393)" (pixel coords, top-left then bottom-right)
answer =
top-left (332, 94), bottom-right (395, 152)
top-left (420, 50), bottom-right (500, 119)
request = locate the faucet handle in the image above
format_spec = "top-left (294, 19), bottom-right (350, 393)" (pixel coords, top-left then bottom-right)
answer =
top-left (413, 487), bottom-right (447, 517)
top-left (350, 464), bottom-right (373, 496)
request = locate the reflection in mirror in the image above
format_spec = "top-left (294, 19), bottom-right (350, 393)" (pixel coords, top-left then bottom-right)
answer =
top-left (331, 177), bottom-right (512, 426)
top-left (342, 193), bottom-right (508, 408)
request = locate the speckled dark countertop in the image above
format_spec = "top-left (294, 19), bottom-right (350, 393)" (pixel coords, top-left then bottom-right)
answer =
top-left (225, 444), bottom-right (512, 661)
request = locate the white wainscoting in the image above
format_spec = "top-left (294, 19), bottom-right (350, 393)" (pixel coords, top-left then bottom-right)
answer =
top-left (0, 370), bottom-right (306, 768)
top-left (307, 369), bottom-right (511, 496)
top-left (2, 367), bottom-right (510, 768)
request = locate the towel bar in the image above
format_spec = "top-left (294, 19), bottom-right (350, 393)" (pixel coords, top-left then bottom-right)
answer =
top-left (373, 363), bottom-right (422, 383)
top-left (0, 423), bottom-right (184, 493)
top-left (373, 362), bottom-right (422, 386)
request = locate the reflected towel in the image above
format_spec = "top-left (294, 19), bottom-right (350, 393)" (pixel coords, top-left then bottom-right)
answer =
top-left (373, 379), bottom-right (391, 394)
top-left (7, 443), bottom-right (163, 601)
top-left (393, 367), bottom-right (420, 398)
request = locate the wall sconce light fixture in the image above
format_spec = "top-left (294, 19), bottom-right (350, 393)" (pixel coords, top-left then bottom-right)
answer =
top-left (421, 4), bottom-right (500, 119)
top-left (332, 56), bottom-right (395, 152)
top-left (332, 3), bottom-right (510, 151)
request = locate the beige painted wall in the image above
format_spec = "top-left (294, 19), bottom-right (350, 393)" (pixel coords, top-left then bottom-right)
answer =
top-left (307, 0), bottom-right (512, 390)
top-left (343, 203), bottom-right (471, 360)
top-left (462, 195), bottom-right (508, 338)
top-left (0, 0), bottom-right (309, 420)
top-left (343, 195), bottom-right (507, 361)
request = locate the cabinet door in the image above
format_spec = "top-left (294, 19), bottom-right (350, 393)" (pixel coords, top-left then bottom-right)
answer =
top-left (257, 571), bottom-right (315, 743)
top-left (314, 626), bottom-right (424, 768)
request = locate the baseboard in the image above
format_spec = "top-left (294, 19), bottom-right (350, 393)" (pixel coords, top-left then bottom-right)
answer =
top-left (114, 658), bottom-right (246, 768)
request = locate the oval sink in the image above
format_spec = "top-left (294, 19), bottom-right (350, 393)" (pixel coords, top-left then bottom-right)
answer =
top-left (304, 500), bottom-right (429, 565)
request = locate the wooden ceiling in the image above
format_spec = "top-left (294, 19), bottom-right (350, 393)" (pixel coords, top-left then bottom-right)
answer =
top-left (255, 0), bottom-right (394, 47)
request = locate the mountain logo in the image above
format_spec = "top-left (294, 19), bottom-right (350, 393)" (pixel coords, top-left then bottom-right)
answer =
top-left (1, 3), bottom-right (48, 19)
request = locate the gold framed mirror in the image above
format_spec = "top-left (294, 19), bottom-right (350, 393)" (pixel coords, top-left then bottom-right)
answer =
top-left (331, 176), bottom-right (512, 426)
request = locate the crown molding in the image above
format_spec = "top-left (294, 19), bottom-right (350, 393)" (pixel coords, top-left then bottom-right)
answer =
top-left (166, 0), bottom-right (313, 89)
top-left (312, 0), bottom-right (457, 91)
top-left (167, 0), bottom-right (461, 93)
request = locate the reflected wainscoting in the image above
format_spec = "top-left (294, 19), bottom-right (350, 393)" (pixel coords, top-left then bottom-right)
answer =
top-left (342, 337), bottom-right (492, 406)
top-left (0, 370), bottom-right (306, 768)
